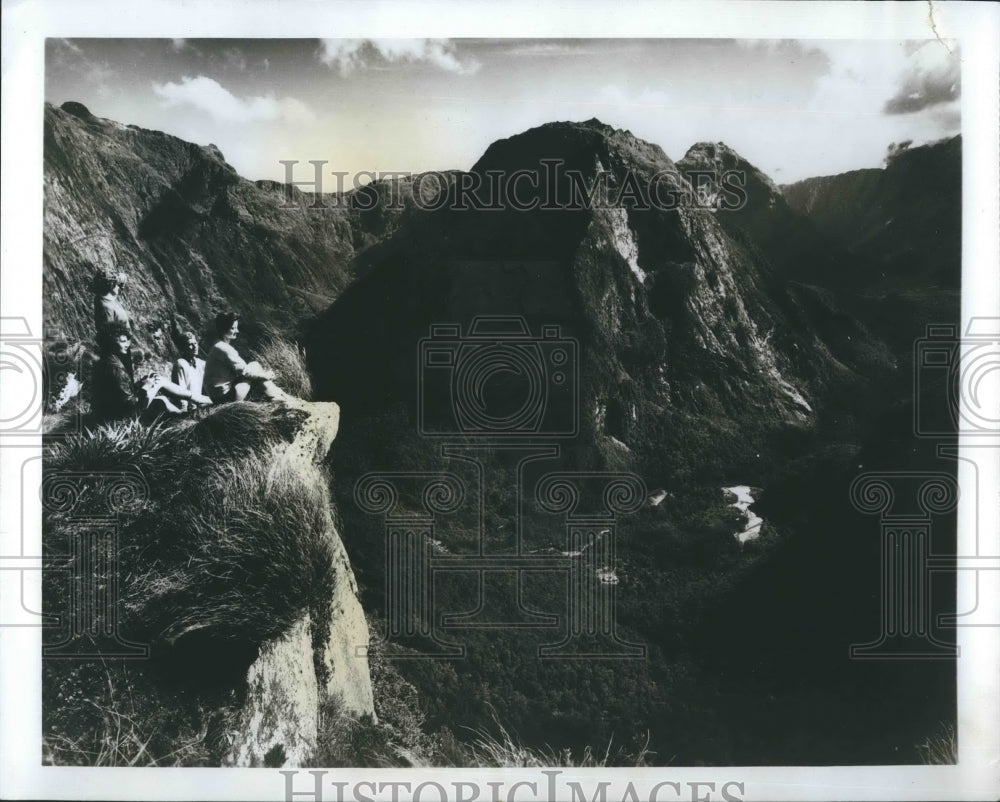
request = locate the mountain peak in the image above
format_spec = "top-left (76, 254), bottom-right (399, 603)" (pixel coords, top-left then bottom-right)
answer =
top-left (472, 117), bottom-right (674, 178)
top-left (679, 141), bottom-right (780, 197)
top-left (60, 101), bottom-right (97, 122)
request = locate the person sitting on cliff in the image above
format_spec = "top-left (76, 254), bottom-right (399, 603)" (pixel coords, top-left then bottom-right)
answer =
top-left (203, 311), bottom-right (288, 404)
top-left (134, 368), bottom-right (212, 421)
top-left (91, 321), bottom-right (140, 421)
top-left (92, 265), bottom-right (132, 334)
top-left (169, 317), bottom-right (208, 410)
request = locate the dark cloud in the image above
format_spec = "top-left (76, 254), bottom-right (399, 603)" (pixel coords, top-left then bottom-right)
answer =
top-left (883, 49), bottom-right (960, 115)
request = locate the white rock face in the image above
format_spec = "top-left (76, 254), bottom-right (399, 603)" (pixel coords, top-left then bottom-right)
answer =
top-left (322, 526), bottom-right (376, 719)
top-left (606, 207), bottom-right (647, 283)
top-left (225, 401), bottom-right (375, 768)
top-left (225, 616), bottom-right (319, 767)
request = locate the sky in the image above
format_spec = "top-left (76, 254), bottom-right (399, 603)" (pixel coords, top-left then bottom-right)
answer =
top-left (45, 37), bottom-right (961, 185)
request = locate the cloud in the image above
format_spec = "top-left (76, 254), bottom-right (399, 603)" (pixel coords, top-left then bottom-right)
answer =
top-left (171, 39), bottom-right (186, 51)
top-left (224, 47), bottom-right (248, 72)
top-left (503, 41), bottom-right (602, 58)
top-left (883, 41), bottom-right (960, 114)
top-left (318, 38), bottom-right (479, 76)
top-left (152, 76), bottom-right (316, 124)
top-left (597, 85), bottom-right (671, 109)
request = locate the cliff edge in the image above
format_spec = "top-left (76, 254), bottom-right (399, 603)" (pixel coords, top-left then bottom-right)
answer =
top-left (43, 401), bottom-right (375, 767)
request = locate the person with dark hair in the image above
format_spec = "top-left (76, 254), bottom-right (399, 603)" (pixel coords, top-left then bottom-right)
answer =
top-left (91, 321), bottom-right (139, 420)
top-left (203, 312), bottom-right (287, 404)
top-left (92, 266), bottom-right (132, 334)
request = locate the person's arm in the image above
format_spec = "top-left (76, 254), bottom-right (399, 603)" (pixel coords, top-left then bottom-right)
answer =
top-left (225, 344), bottom-right (272, 380)
top-left (172, 359), bottom-right (189, 388)
top-left (156, 377), bottom-right (212, 406)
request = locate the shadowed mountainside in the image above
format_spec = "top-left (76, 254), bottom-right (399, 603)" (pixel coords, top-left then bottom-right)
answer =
top-left (44, 101), bottom-right (425, 351)
top-left (781, 136), bottom-right (961, 351)
top-left (306, 119), bottom-right (895, 483)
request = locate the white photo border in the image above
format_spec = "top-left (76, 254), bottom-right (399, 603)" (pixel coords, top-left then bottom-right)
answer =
top-left (2, 1), bottom-right (998, 800)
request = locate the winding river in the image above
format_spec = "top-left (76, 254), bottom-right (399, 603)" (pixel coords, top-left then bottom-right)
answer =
top-left (723, 485), bottom-right (763, 543)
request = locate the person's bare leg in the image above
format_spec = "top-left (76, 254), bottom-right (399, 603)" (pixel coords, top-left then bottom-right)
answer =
top-left (233, 382), bottom-right (251, 401)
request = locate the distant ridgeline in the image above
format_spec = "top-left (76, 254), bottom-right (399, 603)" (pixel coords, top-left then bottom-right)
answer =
top-left (43, 104), bottom-right (959, 767)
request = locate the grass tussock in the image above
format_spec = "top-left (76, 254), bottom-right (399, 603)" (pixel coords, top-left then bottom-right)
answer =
top-left (46, 403), bottom-right (335, 646)
top-left (43, 401), bottom-right (339, 765)
top-left (463, 709), bottom-right (652, 768)
top-left (249, 335), bottom-right (313, 400)
top-left (42, 661), bottom-right (235, 767)
top-left (917, 722), bottom-right (957, 765)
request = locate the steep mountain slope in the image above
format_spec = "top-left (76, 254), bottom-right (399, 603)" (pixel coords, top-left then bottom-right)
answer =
top-left (781, 136), bottom-right (961, 350)
top-left (44, 102), bottom-right (410, 351)
top-left (782, 135), bottom-right (960, 292)
top-left (307, 119), bottom-right (892, 481)
top-left (677, 141), bottom-right (864, 288)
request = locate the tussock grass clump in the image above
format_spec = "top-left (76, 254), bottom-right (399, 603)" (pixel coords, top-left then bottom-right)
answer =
top-left (249, 335), bottom-right (313, 400)
top-left (917, 722), bottom-right (957, 765)
top-left (46, 403), bottom-right (335, 646)
top-left (463, 708), bottom-right (652, 768)
top-left (43, 401), bottom-right (339, 765)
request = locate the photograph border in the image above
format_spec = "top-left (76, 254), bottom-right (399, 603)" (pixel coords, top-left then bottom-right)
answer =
top-left (2, 1), bottom-right (998, 800)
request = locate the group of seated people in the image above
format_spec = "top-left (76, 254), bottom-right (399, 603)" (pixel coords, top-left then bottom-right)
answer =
top-left (90, 266), bottom-right (289, 422)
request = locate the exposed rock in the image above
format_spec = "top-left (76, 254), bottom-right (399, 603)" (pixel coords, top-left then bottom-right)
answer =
top-left (43, 102), bottom-right (412, 353)
top-left (225, 615), bottom-right (320, 767)
top-left (306, 119), bottom-right (893, 478)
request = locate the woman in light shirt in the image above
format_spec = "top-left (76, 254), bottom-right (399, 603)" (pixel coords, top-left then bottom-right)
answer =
top-left (170, 318), bottom-right (206, 405)
top-left (203, 311), bottom-right (287, 404)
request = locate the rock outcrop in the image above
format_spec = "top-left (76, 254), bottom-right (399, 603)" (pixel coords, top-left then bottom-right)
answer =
top-left (306, 119), bottom-right (893, 479)
top-left (43, 399), bottom-right (375, 768)
top-left (44, 102), bottom-right (412, 352)
top-left (223, 401), bottom-right (375, 767)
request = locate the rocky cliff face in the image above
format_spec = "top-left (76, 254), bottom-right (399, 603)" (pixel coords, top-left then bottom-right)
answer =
top-left (43, 401), bottom-right (375, 768)
top-left (306, 119), bottom-right (891, 479)
top-left (44, 102), bottom-right (405, 352)
top-left (223, 401), bottom-right (375, 767)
